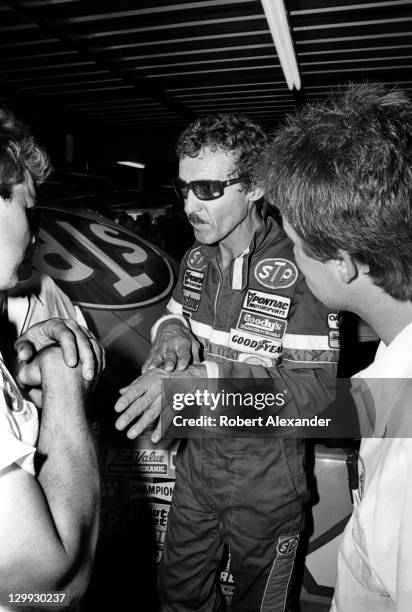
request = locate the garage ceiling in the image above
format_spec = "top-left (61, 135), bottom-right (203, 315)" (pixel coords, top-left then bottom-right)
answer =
top-left (0, 0), bottom-right (411, 136)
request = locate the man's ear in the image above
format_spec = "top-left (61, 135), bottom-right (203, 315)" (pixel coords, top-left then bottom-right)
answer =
top-left (336, 251), bottom-right (360, 284)
top-left (247, 185), bottom-right (264, 202)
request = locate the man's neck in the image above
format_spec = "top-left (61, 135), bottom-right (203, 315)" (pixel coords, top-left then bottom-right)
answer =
top-left (356, 290), bottom-right (412, 346)
top-left (217, 208), bottom-right (262, 270)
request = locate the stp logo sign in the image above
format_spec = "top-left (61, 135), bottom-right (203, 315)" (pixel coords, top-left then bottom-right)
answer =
top-left (277, 535), bottom-right (299, 556)
top-left (254, 258), bottom-right (298, 290)
top-left (33, 208), bottom-right (174, 310)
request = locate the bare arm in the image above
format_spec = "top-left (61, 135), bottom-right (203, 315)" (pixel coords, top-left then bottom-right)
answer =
top-left (0, 347), bottom-right (100, 605)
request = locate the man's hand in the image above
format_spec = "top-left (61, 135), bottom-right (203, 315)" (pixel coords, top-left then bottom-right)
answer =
top-left (142, 320), bottom-right (200, 374)
top-left (114, 364), bottom-right (207, 443)
top-left (15, 318), bottom-right (105, 382)
top-left (17, 345), bottom-right (92, 407)
top-left (114, 369), bottom-right (168, 442)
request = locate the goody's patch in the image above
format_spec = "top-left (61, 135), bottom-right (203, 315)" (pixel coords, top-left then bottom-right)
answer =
top-left (243, 289), bottom-right (291, 319)
top-left (254, 258), bottom-right (298, 290)
top-left (237, 309), bottom-right (287, 340)
top-left (229, 329), bottom-right (283, 358)
top-left (183, 289), bottom-right (201, 312)
top-left (183, 269), bottom-right (204, 292)
top-left (187, 246), bottom-right (207, 271)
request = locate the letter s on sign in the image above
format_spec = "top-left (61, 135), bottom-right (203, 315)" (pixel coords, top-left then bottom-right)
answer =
top-left (89, 224), bottom-right (148, 265)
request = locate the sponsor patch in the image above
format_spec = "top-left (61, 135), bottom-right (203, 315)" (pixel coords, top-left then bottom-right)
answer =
top-left (277, 535), bottom-right (299, 556)
top-left (254, 258), bottom-right (298, 290)
top-left (129, 479), bottom-right (175, 503)
top-left (183, 289), bottom-right (201, 312)
top-left (329, 330), bottom-right (340, 349)
top-left (243, 289), bottom-right (291, 319)
top-left (328, 312), bottom-right (340, 329)
top-left (229, 329), bottom-right (283, 358)
top-left (107, 449), bottom-right (169, 475)
top-left (183, 269), bottom-right (204, 291)
top-left (237, 309), bottom-right (287, 340)
top-left (187, 246), bottom-right (207, 271)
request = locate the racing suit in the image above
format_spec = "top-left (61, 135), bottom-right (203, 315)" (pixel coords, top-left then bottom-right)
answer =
top-left (156, 216), bottom-right (339, 612)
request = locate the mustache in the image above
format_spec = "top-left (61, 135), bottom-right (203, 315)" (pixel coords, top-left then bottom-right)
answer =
top-left (188, 213), bottom-right (206, 225)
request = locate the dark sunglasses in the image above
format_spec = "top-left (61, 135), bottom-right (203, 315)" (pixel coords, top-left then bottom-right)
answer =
top-left (173, 176), bottom-right (246, 201)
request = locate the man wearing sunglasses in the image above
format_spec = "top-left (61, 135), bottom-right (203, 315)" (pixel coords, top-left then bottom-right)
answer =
top-left (115, 113), bottom-right (339, 611)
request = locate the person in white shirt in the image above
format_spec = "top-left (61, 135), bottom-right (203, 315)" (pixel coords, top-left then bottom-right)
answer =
top-left (0, 106), bottom-right (104, 609)
top-left (258, 83), bottom-right (412, 611)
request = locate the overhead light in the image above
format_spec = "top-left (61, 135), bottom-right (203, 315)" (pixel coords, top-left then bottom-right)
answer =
top-left (117, 161), bottom-right (146, 169)
top-left (261, 0), bottom-right (301, 91)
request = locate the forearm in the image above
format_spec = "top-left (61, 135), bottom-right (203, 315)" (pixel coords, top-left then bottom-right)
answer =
top-left (36, 361), bottom-right (99, 588)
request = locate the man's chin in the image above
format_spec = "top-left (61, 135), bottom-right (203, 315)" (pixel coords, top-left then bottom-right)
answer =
top-left (193, 226), bottom-right (213, 243)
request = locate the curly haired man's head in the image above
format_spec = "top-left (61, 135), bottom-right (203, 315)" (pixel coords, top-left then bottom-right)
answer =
top-left (177, 113), bottom-right (268, 190)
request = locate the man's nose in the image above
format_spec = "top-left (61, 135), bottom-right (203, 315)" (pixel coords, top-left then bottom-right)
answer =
top-left (184, 189), bottom-right (203, 215)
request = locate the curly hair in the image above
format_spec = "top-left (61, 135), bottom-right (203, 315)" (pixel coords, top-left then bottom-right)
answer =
top-left (176, 113), bottom-right (268, 190)
top-left (258, 83), bottom-right (412, 301)
top-left (0, 107), bottom-right (51, 199)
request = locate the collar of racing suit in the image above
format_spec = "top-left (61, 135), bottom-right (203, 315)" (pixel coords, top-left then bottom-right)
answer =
top-left (199, 215), bottom-right (284, 292)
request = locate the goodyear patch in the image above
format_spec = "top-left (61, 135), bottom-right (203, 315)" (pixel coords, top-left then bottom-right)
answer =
top-left (254, 258), bottom-right (298, 290)
top-left (237, 309), bottom-right (287, 340)
top-left (183, 289), bottom-right (201, 312)
top-left (329, 330), bottom-right (340, 349)
top-left (243, 289), bottom-right (291, 319)
top-left (187, 246), bottom-right (207, 271)
top-left (328, 312), bottom-right (339, 329)
top-left (229, 329), bottom-right (283, 358)
top-left (183, 269), bottom-right (204, 292)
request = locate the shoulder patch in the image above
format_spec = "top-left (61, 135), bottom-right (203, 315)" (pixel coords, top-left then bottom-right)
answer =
top-left (254, 258), bottom-right (298, 290)
top-left (187, 246), bottom-right (207, 271)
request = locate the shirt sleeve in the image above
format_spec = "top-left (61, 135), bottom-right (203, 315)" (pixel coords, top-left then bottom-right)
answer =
top-left (0, 394), bottom-right (38, 476)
